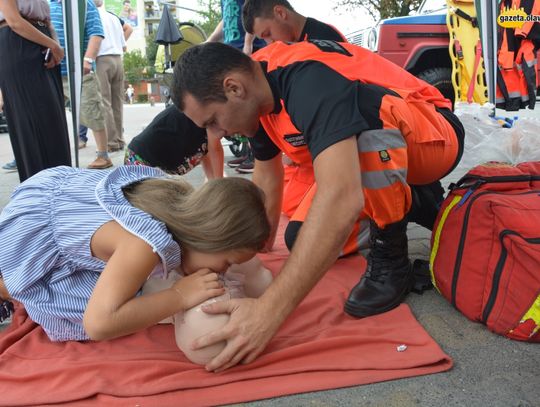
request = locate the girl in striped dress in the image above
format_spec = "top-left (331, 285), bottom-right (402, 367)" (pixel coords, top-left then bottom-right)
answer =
top-left (0, 165), bottom-right (270, 343)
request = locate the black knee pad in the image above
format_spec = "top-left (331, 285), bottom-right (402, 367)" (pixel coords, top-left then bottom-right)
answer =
top-left (284, 221), bottom-right (303, 251)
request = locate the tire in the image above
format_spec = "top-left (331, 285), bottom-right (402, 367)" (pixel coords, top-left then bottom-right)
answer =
top-left (417, 67), bottom-right (454, 106)
top-left (226, 136), bottom-right (249, 157)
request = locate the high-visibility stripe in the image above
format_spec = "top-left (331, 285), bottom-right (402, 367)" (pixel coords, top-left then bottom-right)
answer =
top-left (429, 195), bottom-right (462, 292)
top-left (362, 169), bottom-right (407, 190)
top-left (357, 129), bottom-right (406, 153)
top-left (516, 295), bottom-right (540, 337)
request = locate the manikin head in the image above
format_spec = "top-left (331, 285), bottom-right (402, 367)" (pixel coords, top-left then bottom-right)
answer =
top-left (242, 0), bottom-right (303, 43)
top-left (171, 42), bottom-right (270, 139)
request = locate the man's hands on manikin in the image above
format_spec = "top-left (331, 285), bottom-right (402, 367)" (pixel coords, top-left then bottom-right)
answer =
top-left (190, 295), bottom-right (285, 372)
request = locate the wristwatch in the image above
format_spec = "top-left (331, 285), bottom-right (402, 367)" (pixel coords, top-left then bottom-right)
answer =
top-left (83, 57), bottom-right (95, 64)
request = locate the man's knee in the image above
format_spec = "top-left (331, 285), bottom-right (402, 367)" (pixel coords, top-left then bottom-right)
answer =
top-left (284, 220), bottom-right (303, 251)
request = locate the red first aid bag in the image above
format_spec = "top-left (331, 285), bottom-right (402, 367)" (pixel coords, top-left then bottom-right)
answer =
top-left (430, 161), bottom-right (540, 342)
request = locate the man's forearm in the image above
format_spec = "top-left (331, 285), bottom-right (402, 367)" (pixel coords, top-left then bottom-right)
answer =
top-left (259, 137), bottom-right (363, 321)
top-left (252, 157), bottom-right (284, 250)
top-left (85, 36), bottom-right (103, 59)
top-left (123, 24), bottom-right (133, 41)
top-left (206, 20), bottom-right (224, 42)
top-left (260, 179), bottom-right (362, 318)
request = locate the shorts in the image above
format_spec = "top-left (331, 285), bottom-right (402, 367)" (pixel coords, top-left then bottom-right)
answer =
top-left (62, 73), bottom-right (106, 131)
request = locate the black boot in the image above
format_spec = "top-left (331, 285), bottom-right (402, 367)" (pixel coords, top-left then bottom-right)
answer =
top-left (344, 218), bottom-right (413, 318)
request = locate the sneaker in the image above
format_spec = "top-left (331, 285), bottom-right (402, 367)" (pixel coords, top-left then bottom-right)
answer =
top-left (78, 140), bottom-right (87, 149)
top-left (227, 156), bottom-right (248, 168)
top-left (2, 159), bottom-right (16, 172)
top-left (88, 156), bottom-right (113, 169)
top-left (236, 158), bottom-right (255, 174)
top-left (0, 300), bottom-right (14, 325)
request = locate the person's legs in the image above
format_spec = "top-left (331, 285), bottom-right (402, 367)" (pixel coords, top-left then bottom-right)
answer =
top-left (282, 161), bottom-right (315, 218)
top-left (78, 125), bottom-right (88, 149)
top-left (345, 102), bottom-right (460, 318)
top-left (80, 73), bottom-right (112, 169)
top-left (96, 56), bottom-right (117, 151)
top-left (110, 56), bottom-right (125, 150)
top-left (0, 26), bottom-right (71, 182)
top-left (284, 183), bottom-right (370, 256)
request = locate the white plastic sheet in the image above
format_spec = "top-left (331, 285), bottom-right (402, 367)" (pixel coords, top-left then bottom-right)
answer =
top-left (452, 102), bottom-right (540, 179)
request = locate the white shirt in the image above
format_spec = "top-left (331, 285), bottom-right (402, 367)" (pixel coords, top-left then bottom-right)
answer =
top-left (97, 8), bottom-right (126, 57)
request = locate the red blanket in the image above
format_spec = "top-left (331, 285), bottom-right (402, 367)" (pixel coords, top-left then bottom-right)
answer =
top-left (0, 226), bottom-right (451, 406)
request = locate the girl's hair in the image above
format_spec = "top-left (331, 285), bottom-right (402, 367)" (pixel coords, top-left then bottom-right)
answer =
top-left (123, 176), bottom-right (270, 253)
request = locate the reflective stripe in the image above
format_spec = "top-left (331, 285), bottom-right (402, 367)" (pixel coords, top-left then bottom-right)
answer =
top-left (357, 129), bottom-right (406, 153)
top-left (362, 168), bottom-right (407, 190)
top-left (429, 195), bottom-right (462, 293)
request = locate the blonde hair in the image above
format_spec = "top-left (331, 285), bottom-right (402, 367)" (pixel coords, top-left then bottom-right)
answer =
top-left (123, 176), bottom-right (270, 253)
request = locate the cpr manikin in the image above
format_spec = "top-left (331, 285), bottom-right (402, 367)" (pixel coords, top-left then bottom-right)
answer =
top-left (142, 257), bottom-right (273, 365)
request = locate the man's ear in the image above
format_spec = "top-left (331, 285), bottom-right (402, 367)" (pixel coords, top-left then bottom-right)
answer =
top-left (273, 5), bottom-right (288, 20)
top-left (223, 74), bottom-right (246, 100)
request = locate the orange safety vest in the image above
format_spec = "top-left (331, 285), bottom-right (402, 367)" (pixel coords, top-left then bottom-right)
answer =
top-left (252, 40), bottom-right (452, 166)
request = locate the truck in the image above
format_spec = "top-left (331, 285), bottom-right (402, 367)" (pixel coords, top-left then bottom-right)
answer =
top-left (347, 0), bottom-right (455, 102)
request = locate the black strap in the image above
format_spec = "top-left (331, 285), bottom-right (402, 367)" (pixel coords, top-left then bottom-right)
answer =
top-left (410, 260), bottom-right (434, 295)
top-left (455, 8), bottom-right (478, 27)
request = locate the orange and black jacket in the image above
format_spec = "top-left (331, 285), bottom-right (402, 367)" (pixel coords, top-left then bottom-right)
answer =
top-left (249, 40), bottom-right (452, 165)
top-left (497, 0), bottom-right (540, 110)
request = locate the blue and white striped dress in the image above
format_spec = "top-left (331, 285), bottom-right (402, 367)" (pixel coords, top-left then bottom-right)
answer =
top-left (0, 166), bottom-right (181, 341)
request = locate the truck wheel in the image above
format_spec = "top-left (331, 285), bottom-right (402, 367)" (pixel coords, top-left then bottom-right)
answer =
top-left (417, 68), bottom-right (454, 105)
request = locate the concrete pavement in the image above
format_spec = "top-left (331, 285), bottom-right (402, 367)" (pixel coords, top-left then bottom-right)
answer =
top-left (0, 103), bottom-right (538, 406)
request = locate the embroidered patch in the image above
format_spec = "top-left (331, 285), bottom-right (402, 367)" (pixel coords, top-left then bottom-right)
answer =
top-left (379, 150), bottom-right (391, 162)
top-left (284, 133), bottom-right (307, 147)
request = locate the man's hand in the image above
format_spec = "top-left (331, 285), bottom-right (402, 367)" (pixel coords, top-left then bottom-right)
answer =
top-left (82, 59), bottom-right (92, 75)
top-left (192, 297), bottom-right (284, 372)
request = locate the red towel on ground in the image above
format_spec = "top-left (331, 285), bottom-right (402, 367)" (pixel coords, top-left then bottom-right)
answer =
top-left (0, 220), bottom-right (452, 406)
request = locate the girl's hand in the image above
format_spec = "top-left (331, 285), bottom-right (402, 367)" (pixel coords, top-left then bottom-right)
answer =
top-left (171, 269), bottom-right (225, 311)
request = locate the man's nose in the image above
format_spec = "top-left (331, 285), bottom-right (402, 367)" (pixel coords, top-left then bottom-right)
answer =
top-left (207, 127), bottom-right (227, 140)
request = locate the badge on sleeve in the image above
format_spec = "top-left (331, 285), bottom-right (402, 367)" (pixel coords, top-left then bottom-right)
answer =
top-left (379, 150), bottom-right (391, 162)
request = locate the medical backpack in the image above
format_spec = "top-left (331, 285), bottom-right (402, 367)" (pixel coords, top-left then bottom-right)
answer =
top-left (429, 161), bottom-right (540, 342)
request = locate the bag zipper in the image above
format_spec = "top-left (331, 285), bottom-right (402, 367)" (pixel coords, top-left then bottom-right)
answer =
top-left (450, 190), bottom-right (540, 307)
top-left (481, 230), bottom-right (540, 323)
top-left (450, 174), bottom-right (540, 192)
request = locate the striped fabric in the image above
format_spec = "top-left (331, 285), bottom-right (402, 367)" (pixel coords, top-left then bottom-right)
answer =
top-left (0, 166), bottom-right (181, 341)
top-left (50, 0), bottom-right (104, 77)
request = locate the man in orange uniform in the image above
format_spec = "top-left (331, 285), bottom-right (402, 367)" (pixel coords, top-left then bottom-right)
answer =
top-left (172, 40), bottom-right (464, 372)
top-left (240, 0), bottom-right (348, 213)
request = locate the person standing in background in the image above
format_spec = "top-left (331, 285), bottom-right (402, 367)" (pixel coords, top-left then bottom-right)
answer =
top-left (241, 0), bottom-right (348, 217)
top-left (0, 0), bottom-right (71, 182)
top-left (94, 0), bottom-right (127, 153)
top-left (126, 83), bottom-right (134, 104)
top-left (50, 0), bottom-right (113, 169)
top-left (206, 0), bottom-right (267, 174)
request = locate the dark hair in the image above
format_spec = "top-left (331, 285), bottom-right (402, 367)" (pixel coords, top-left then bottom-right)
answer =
top-left (171, 42), bottom-right (253, 110)
top-left (242, 0), bottom-right (295, 34)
